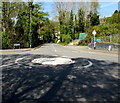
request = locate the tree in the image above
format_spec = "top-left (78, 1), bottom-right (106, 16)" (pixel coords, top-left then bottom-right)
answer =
top-left (85, 14), bottom-right (91, 31)
top-left (2, 2), bottom-right (15, 48)
top-left (40, 19), bottom-right (53, 43)
top-left (49, 20), bottom-right (59, 40)
top-left (15, 2), bottom-right (31, 47)
top-left (114, 10), bottom-right (118, 14)
top-left (111, 11), bottom-right (119, 24)
top-left (2, 2), bottom-right (49, 49)
top-left (59, 11), bottom-right (65, 34)
top-left (106, 10), bottom-right (119, 24)
top-left (74, 15), bottom-right (78, 34)
top-left (89, 12), bottom-right (100, 26)
top-left (90, 0), bottom-right (99, 14)
top-left (68, 10), bottom-right (74, 38)
top-left (78, 8), bottom-right (85, 32)
top-left (54, 2), bottom-right (75, 35)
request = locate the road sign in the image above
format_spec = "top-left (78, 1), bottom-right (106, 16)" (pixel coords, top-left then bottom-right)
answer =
top-left (92, 30), bottom-right (96, 36)
top-left (13, 43), bottom-right (20, 49)
top-left (14, 44), bottom-right (20, 46)
top-left (79, 33), bottom-right (88, 40)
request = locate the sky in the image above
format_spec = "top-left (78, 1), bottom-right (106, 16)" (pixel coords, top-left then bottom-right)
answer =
top-left (99, 2), bottom-right (118, 18)
top-left (42, 1), bottom-right (119, 20)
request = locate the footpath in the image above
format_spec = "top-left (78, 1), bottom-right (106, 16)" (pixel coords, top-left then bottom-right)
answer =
top-left (65, 46), bottom-right (118, 56)
top-left (0, 48), bottom-right (33, 54)
top-left (0, 44), bottom-right (43, 54)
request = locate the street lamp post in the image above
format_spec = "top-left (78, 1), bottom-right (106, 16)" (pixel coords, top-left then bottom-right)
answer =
top-left (92, 30), bottom-right (96, 50)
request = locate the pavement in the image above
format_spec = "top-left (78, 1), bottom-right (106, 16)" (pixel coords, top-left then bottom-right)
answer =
top-left (65, 45), bottom-right (118, 56)
top-left (0, 48), bottom-right (32, 53)
top-left (0, 44), bottom-right (43, 53)
top-left (1, 43), bottom-right (120, 103)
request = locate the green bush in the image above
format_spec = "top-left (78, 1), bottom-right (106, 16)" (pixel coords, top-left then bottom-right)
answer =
top-left (60, 34), bottom-right (72, 44)
top-left (74, 33), bottom-right (79, 39)
top-left (54, 38), bottom-right (58, 43)
top-left (2, 32), bottom-right (12, 49)
top-left (78, 37), bottom-right (91, 46)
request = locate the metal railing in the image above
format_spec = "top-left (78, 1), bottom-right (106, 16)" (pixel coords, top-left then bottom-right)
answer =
top-left (91, 34), bottom-right (119, 44)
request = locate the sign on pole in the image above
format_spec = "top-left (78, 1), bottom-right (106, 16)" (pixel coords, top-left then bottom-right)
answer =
top-left (92, 30), bottom-right (96, 49)
top-left (92, 30), bottom-right (96, 36)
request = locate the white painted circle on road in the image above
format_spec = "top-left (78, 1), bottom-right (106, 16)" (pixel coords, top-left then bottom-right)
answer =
top-left (32, 57), bottom-right (75, 65)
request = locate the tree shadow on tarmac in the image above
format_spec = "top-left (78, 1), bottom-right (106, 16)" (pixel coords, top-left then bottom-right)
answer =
top-left (1, 54), bottom-right (120, 103)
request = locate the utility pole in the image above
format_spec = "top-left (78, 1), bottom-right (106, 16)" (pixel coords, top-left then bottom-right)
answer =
top-left (92, 30), bottom-right (96, 50)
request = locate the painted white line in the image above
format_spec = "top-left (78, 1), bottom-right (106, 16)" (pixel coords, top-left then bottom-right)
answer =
top-left (0, 63), bottom-right (14, 68)
top-left (1, 57), bottom-right (25, 68)
top-left (32, 57), bottom-right (75, 65)
top-left (84, 60), bottom-right (93, 68)
top-left (74, 60), bottom-right (93, 69)
top-left (88, 52), bottom-right (97, 54)
top-left (61, 56), bottom-right (68, 58)
top-left (15, 57), bottom-right (24, 63)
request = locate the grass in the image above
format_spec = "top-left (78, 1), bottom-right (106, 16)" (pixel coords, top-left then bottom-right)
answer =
top-left (58, 42), bottom-right (68, 46)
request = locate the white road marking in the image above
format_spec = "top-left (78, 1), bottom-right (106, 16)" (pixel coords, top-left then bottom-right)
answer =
top-left (32, 57), bottom-right (75, 65)
top-left (0, 63), bottom-right (14, 68)
top-left (1, 57), bottom-right (26, 68)
top-left (74, 60), bottom-right (93, 69)
top-left (67, 75), bottom-right (76, 80)
top-left (15, 57), bottom-right (24, 63)
top-left (61, 56), bottom-right (68, 58)
top-left (83, 60), bottom-right (93, 68)
top-left (88, 52), bottom-right (96, 54)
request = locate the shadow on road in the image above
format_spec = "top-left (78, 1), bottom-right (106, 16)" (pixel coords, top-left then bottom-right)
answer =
top-left (1, 54), bottom-right (120, 103)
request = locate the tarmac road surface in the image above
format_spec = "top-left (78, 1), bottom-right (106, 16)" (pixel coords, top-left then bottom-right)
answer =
top-left (1, 43), bottom-right (119, 103)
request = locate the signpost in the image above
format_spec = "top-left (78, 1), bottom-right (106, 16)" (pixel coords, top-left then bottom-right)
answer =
top-left (92, 30), bottom-right (96, 49)
top-left (13, 44), bottom-right (20, 49)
